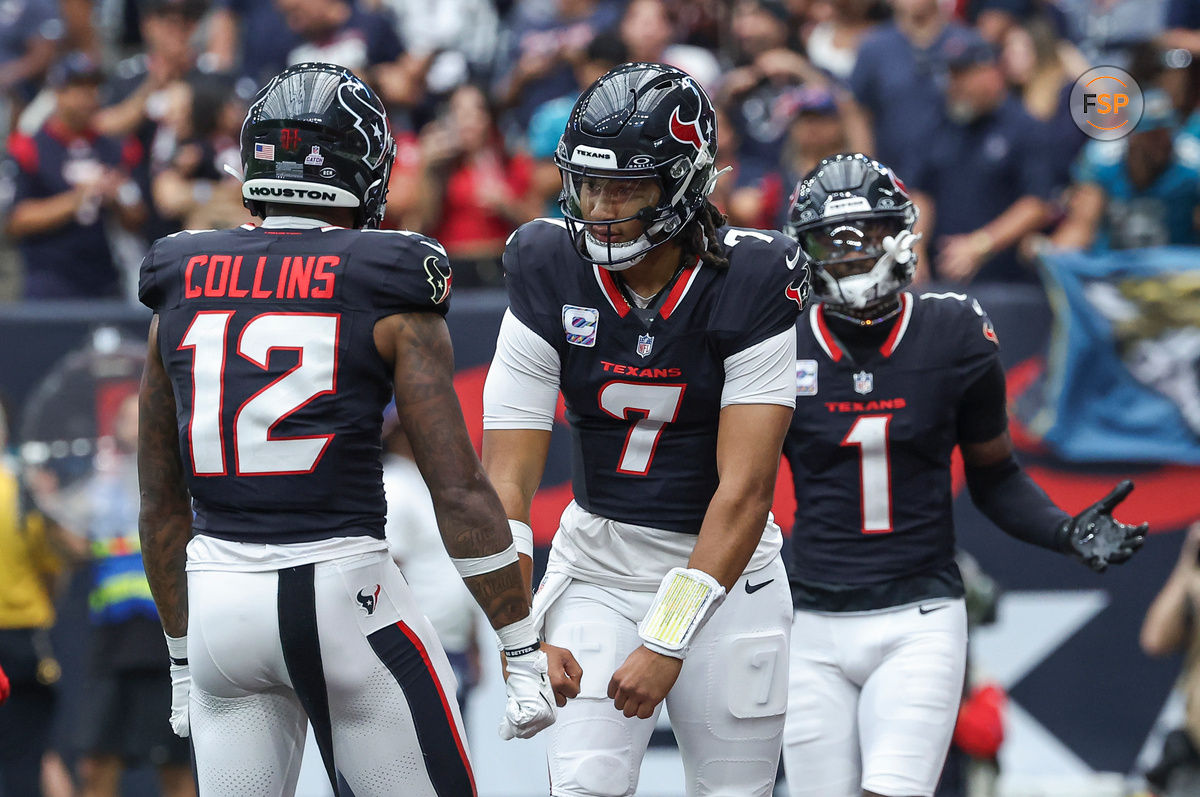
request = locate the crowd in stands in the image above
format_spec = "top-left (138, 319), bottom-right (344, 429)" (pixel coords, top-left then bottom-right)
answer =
top-left (2, 0), bottom-right (1200, 297)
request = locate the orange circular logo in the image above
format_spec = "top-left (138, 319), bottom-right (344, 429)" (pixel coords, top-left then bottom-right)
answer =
top-left (1070, 66), bottom-right (1144, 140)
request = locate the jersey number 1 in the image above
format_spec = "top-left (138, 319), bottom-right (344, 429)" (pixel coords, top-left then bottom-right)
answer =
top-left (841, 414), bottom-right (893, 534)
top-left (179, 311), bottom-right (339, 476)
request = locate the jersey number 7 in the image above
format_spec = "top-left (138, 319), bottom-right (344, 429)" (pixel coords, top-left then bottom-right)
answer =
top-left (599, 381), bottom-right (686, 475)
top-left (179, 311), bottom-right (339, 476)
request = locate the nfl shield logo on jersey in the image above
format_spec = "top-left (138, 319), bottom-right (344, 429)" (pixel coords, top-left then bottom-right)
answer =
top-left (562, 305), bottom-right (599, 347)
top-left (853, 370), bottom-right (874, 394)
top-left (637, 334), bottom-right (654, 358)
top-left (796, 359), bottom-right (818, 396)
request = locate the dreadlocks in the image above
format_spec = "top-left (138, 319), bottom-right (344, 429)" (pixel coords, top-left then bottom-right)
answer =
top-left (678, 200), bottom-right (729, 269)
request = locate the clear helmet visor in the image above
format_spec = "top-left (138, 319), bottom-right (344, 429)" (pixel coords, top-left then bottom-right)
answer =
top-left (799, 215), bottom-right (906, 277)
top-left (561, 170), bottom-right (665, 233)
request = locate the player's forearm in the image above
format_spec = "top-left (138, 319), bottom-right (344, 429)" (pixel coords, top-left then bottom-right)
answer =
top-left (138, 316), bottom-right (192, 637)
top-left (138, 509), bottom-right (191, 636)
top-left (688, 485), bottom-right (775, 591)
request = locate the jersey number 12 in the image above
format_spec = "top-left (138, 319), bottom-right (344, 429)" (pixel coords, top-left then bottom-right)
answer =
top-left (179, 311), bottom-right (339, 476)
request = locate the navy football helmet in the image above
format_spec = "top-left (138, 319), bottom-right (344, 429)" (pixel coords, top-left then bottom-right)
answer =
top-left (240, 63), bottom-right (395, 229)
top-left (555, 62), bottom-right (720, 269)
top-left (785, 153), bottom-right (919, 312)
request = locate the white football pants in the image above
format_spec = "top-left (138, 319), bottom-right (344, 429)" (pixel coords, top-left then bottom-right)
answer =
top-left (186, 549), bottom-right (474, 796)
top-left (782, 598), bottom-right (967, 797)
top-left (542, 556), bottom-right (792, 797)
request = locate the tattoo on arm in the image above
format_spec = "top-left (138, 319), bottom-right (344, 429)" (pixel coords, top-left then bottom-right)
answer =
top-left (379, 311), bottom-right (531, 630)
top-left (138, 315), bottom-right (192, 638)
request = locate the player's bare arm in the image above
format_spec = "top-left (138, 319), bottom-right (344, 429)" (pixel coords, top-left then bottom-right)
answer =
top-left (137, 314), bottom-right (192, 638)
top-left (375, 310), bottom-right (529, 626)
top-left (482, 428), bottom-right (583, 707)
top-left (608, 402), bottom-right (793, 719)
top-left (378, 309), bottom-right (561, 739)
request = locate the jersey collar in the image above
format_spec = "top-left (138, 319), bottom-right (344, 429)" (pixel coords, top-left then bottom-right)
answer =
top-left (261, 215), bottom-right (332, 229)
top-left (592, 258), bottom-right (701, 320)
top-left (811, 292), bottom-right (914, 363)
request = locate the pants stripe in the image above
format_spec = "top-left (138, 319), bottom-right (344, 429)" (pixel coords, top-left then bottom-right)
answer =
top-left (277, 564), bottom-right (339, 795)
top-left (367, 621), bottom-right (477, 797)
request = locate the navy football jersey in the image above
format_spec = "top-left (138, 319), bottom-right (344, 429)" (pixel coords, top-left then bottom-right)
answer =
top-left (139, 222), bottom-right (452, 543)
top-left (504, 218), bottom-right (805, 534)
top-left (784, 292), bottom-right (1005, 610)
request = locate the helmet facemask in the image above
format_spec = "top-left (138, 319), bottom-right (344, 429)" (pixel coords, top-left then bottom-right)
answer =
top-left (559, 155), bottom-right (708, 271)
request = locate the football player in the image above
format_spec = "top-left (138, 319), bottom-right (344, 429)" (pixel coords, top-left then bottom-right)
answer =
top-left (481, 62), bottom-right (810, 796)
top-left (137, 63), bottom-right (555, 797)
top-left (779, 153), bottom-right (1148, 797)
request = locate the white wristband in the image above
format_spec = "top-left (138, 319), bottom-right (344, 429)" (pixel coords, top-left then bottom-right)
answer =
top-left (496, 615), bottom-right (540, 658)
top-left (508, 519), bottom-right (533, 558)
top-left (637, 567), bottom-right (726, 659)
top-left (451, 542), bottom-right (518, 578)
top-left (165, 633), bottom-right (188, 666)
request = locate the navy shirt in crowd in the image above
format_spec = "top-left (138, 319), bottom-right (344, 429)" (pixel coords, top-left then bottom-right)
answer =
top-left (3, 121), bottom-right (139, 299)
top-left (847, 21), bottom-right (968, 181)
top-left (909, 95), bottom-right (1055, 283)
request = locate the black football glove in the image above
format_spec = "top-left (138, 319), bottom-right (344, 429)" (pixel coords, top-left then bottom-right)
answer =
top-left (1058, 479), bottom-right (1148, 573)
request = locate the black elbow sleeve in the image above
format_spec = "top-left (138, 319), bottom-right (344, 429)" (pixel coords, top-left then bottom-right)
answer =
top-left (965, 455), bottom-right (1072, 552)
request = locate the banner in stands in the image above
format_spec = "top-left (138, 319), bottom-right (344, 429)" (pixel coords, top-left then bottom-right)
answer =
top-left (1036, 246), bottom-right (1200, 465)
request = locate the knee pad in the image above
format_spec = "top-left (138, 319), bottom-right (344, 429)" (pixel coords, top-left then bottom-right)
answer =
top-left (549, 706), bottom-right (638, 797)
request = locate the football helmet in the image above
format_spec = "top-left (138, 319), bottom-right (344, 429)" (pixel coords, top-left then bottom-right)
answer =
top-left (785, 153), bottom-right (919, 313)
top-left (240, 62), bottom-right (395, 229)
top-left (555, 62), bottom-right (719, 270)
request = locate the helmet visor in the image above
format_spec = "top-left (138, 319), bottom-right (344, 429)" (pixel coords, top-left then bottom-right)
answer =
top-left (798, 216), bottom-right (906, 277)
top-left (562, 171), bottom-right (664, 229)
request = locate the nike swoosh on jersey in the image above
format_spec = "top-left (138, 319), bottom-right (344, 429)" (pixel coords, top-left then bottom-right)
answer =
top-left (918, 604), bottom-right (948, 614)
top-left (745, 579), bottom-right (774, 594)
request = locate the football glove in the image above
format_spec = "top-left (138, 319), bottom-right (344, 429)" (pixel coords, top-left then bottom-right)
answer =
top-left (0, 660), bottom-right (9, 705)
top-left (1059, 480), bottom-right (1148, 573)
top-left (165, 634), bottom-right (190, 737)
top-left (498, 648), bottom-right (556, 740)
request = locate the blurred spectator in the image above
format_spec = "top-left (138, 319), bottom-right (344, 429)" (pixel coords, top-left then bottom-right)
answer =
top-left (204, 0), bottom-right (300, 85)
top-left (0, 0), bottom-right (64, 133)
top-left (98, 0), bottom-right (206, 247)
top-left (1056, 0), bottom-right (1167, 70)
top-left (151, 72), bottom-right (254, 231)
top-left (772, 85), bottom-right (847, 227)
top-left (1, 54), bottom-right (146, 300)
top-left (710, 102), bottom-right (787, 230)
top-left (98, 0), bottom-right (204, 140)
top-left (1162, 0), bottom-right (1200, 55)
top-left (381, 412), bottom-right (481, 717)
top-left (843, 0), bottom-right (969, 181)
top-left (525, 32), bottom-right (627, 217)
top-left (404, 83), bottom-right (540, 287)
top-left (0, 401), bottom-right (64, 797)
top-left (381, 0), bottom-right (501, 110)
top-left (493, 0), bottom-right (623, 131)
top-left (720, 0), bottom-right (828, 179)
top-left (276, 0), bottom-right (403, 72)
top-left (999, 15), bottom-right (1088, 188)
top-left (801, 0), bottom-right (882, 81)
top-left (29, 392), bottom-right (193, 797)
top-left (619, 0), bottom-right (720, 89)
top-left (1141, 522), bottom-right (1200, 797)
top-left (1053, 90), bottom-right (1200, 251)
top-left (908, 29), bottom-right (1054, 284)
